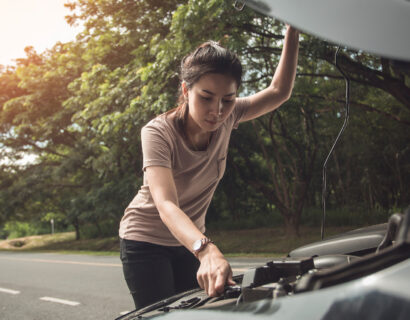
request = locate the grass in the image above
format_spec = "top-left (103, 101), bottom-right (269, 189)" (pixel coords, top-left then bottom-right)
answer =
top-left (0, 225), bottom-right (355, 256)
top-left (0, 232), bottom-right (120, 255)
top-left (207, 225), bottom-right (353, 255)
top-left (0, 232), bottom-right (75, 250)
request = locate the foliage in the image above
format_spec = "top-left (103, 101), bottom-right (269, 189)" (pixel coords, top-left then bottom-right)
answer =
top-left (3, 220), bottom-right (50, 239)
top-left (0, 0), bottom-right (409, 238)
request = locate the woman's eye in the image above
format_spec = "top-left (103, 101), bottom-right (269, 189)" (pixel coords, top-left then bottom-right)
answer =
top-left (200, 96), bottom-right (212, 101)
top-left (223, 100), bottom-right (234, 104)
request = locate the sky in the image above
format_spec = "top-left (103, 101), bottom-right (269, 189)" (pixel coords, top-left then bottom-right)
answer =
top-left (0, 0), bottom-right (82, 66)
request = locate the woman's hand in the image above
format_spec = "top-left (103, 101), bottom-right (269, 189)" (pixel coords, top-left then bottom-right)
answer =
top-left (196, 244), bottom-right (236, 297)
top-left (285, 24), bottom-right (299, 35)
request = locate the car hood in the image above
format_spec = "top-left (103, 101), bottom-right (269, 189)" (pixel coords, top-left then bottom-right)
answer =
top-left (242, 0), bottom-right (410, 61)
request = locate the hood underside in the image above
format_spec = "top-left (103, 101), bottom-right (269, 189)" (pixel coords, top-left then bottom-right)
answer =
top-left (242, 0), bottom-right (410, 61)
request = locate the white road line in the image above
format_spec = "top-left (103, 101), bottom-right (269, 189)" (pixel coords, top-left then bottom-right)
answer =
top-left (0, 287), bottom-right (20, 295)
top-left (40, 296), bottom-right (80, 306)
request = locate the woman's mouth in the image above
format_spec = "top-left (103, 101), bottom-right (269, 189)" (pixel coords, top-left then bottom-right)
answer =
top-left (205, 119), bottom-right (218, 126)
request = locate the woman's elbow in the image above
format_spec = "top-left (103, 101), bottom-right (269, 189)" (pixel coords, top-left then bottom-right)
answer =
top-left (155, 199), bottom-right (175, 218)
top-left (276, 87), bottom-right (293, 105)
top-left (270, 84), bottom-right (294, 103)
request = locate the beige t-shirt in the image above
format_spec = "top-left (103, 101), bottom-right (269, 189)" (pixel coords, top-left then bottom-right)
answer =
top-left (119, 98), bottom-right (248, 246)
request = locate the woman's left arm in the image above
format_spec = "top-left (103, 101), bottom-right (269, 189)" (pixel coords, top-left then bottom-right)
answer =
top-left (240, 25), bottom-right (299, 122)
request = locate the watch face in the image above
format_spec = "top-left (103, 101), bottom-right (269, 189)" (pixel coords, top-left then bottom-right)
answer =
top-left (193, 239), bottom-right (202, 251)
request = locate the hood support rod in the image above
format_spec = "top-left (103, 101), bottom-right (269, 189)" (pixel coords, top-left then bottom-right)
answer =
top-left (321, 46), bottom-right (351, 240)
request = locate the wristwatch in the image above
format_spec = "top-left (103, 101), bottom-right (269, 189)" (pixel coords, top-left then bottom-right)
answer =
top-left (192, 238), bottom-right (213, 258)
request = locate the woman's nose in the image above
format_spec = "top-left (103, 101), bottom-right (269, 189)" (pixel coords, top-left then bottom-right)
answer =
top-left (218, 100), bottom-right (223, 115)
top-left (209, 100), bottom-right (223, 116)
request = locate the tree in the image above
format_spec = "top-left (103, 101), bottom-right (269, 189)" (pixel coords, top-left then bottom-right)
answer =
top-left (0, 0), bottom-right (408, 239)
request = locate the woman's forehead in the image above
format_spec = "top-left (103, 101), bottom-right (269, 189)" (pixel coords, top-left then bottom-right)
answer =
top-left (193, 73), bottom-right (237, 95)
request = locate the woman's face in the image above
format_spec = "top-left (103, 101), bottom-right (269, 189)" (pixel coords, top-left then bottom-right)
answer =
top-left (184, 73), bottom-right (238, 133)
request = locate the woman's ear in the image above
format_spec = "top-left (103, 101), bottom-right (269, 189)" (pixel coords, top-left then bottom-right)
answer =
top-left (181, 81), bottom-right (188, 98)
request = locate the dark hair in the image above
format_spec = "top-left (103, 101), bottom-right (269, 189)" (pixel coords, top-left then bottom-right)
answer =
top-left (169, 41), bottom-right (243, 134)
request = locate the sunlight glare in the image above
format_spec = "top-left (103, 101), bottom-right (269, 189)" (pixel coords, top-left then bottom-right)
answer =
top-left (0, 0), bottom-right (81, 66)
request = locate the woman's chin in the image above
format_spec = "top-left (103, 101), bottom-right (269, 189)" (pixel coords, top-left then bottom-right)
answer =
top-left (203, 120), bottom-right (220, 130)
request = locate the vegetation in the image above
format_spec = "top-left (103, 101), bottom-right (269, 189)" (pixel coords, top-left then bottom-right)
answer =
top-left (1, 0), bottom-right (409, 241)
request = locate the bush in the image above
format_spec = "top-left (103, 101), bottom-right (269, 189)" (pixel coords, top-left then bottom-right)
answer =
top-left (4, 221), bottom-right (37, 239)
top-left (207, 206), bottom-right (393, 232)
top-left (0, 227), bottom-right (9, 239)
top-left (80, 219), bottom-right (119, 239)
top-left (3, 221), bottom-right (51, 239)
top-left (301, 206), bottom-right (391, 227)
top-left (207, 210), bottom-right (283, 230)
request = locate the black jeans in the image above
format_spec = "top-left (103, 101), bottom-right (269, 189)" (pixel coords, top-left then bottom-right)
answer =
top-left (120, 238), bottom-right (200, 310)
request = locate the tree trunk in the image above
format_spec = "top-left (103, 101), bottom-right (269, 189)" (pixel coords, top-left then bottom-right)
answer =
top-left (283, 212), bottom-right (300, 237)
top-left (73, 217), bottom-right (80, 240)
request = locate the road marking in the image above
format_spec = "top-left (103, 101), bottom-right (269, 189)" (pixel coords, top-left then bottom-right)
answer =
top-left (0, 256), bottom-right (258, 272)
top-left (40, 296), bottom-right (80, 306)
top-left (0, 287), bottom-right (20, 295)
top-left (0, 256), bottom-right (121, 267)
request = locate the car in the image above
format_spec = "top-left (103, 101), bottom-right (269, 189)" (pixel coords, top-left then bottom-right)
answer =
top-left (116, 1), bottom-right (410, 319)
top-left (116, 208), bottom-right (409, 320)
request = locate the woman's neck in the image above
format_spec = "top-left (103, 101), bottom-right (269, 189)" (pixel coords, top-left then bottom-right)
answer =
top-left (185, 116), bottom-right (212, 151)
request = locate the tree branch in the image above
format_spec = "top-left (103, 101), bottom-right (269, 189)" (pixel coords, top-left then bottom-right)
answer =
top-left (295, 93), bottom-right (410, 126)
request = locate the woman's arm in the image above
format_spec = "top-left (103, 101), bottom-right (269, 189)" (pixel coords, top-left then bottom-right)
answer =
top-left (240, 25), bottom-right (299, 122)
top-left (145, 166), bottom-right (235, 296)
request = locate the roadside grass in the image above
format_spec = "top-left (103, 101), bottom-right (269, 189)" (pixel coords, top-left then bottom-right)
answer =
top-left (0, 232), bottom-right (120, 255)
top-left (0, 225), bottom-right (355, 256)
top-left (207, 226), bottom-right (353, 256)
top-left (0, 232), bottom-right (76, 250)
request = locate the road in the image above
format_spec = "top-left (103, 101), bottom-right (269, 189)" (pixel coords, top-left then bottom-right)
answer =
top-left (0, 251), bottom-right (270, 320)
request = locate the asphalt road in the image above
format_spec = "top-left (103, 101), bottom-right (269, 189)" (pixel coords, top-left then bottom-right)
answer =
top-left (0, 252), bottom-right (270, 320)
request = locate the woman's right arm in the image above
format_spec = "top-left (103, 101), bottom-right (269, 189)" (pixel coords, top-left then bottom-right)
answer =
top-left (145, 166), bottom-right (235, 296)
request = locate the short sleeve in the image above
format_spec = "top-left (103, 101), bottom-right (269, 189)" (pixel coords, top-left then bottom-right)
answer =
top-left (141, 120), bottom-right (172, 171)
top-left (232, 97), bottom-right (250, 129)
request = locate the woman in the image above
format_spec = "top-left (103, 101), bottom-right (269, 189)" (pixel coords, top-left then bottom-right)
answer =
top-left (119, 25), bottom-right (299, 309)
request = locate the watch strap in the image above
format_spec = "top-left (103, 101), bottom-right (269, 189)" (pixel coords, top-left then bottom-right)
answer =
top-left (193, 238), bottom-right (213, 258)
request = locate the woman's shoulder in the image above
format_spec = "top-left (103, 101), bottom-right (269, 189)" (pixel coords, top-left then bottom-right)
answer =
top-left (142, 111), bottom-right (179, 143)
top-left (225, 97), bottom-right (250, 129)
top-left (143, 111), bottom-right (176, 130)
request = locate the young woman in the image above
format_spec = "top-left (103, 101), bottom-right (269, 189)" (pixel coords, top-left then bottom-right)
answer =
top-left (119, 25), bottom-right (299, 310)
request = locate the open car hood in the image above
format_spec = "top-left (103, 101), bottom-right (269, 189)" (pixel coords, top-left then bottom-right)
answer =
top-left (241, 0), bottom-right (410, 61)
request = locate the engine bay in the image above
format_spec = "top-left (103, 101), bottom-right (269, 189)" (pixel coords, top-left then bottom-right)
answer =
top-left (117, 209), bottom-right (410, 320)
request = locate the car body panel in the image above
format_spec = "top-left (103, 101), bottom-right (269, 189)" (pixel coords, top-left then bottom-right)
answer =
top-left (289, 223), bottom-right (387, 257)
